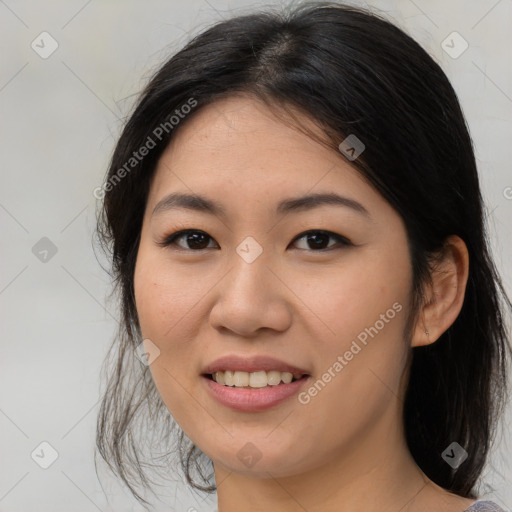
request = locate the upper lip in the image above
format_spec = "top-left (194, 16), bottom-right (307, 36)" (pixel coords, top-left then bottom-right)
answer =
top-left (202, 355), bottom-right (310, 376)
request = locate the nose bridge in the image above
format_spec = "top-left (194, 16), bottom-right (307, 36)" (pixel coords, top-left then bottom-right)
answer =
top-left (235, 234), bottom-right (265, 266)
top-left (209, 234), bottom-right (291, 335)
top-left (227, 234), bottom-right (269, 303)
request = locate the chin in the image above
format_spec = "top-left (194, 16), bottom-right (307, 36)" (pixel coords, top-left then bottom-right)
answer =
top-left (205, 440), bottom-right (312, 478)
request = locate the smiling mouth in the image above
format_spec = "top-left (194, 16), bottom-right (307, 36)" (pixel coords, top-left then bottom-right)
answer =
top-left (204, 370), bottom-right (309, 388)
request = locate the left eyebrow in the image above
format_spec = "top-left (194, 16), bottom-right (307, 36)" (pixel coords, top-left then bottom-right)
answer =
top-left (276, 192), bottom-right (371, 219)
top-left (152, 192), bottom-right (371, 220)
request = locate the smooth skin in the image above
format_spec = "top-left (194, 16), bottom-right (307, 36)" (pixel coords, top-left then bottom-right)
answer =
top-left (133, 94), bottom-right (473, 512)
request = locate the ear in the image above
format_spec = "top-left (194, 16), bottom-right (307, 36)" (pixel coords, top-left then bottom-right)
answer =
top-left (411, 235), bottom-right (469, 348)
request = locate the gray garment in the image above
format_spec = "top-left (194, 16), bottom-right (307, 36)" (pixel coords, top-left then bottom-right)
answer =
top-left (464, 501), bottom-right (508, 511)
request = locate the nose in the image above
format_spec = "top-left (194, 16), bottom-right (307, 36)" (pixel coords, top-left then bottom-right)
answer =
top-left (208, 248), bottom-right (293, 337)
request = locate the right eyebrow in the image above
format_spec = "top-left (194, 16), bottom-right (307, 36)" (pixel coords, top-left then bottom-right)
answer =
top-left (152, 192), bottom-right (227, 218)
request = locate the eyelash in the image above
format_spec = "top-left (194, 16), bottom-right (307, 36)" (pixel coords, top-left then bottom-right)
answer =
top-left (158, 229), bottom-right (352, 252)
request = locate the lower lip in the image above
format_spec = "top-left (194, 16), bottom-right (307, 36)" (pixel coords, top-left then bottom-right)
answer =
top-left (202, 375), bottom-right (310, 412)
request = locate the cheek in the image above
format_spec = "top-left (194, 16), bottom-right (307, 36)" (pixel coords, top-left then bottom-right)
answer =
top-left (133, 250), bottom-right (201, 424)
top-left (294, 265), bottom-right (410, 447)
top-left (134, 245), bottom-right (190, 340)
top-left (133, 257), bottom-right (168, 340)
top-left (133, 246), bottom-right (210, 380)
top-left (296, 244), bottom-right (411, 400)
top-left (298, 245), bottom-right (411, 342)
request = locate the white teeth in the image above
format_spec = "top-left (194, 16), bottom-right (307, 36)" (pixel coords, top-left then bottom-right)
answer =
top-left (249, 370), bottom-right (267, 388)
top-left (234, 371), bottom-right (249, 387)
top-left (224, 370), bottom-right (234, 386)
top-left (212, 370), bottom-right (302, 388)
top-left (281, 372), bottom-right (294, 384)
top-left (267, 370), bottom-right (282, 386)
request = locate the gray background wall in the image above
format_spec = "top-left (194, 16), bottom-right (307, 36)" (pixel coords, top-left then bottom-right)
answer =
top-left (1, 1), bottom-right (511, 511)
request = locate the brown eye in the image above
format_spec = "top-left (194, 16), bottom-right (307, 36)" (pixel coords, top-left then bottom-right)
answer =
top-left (160, 230), bottom-right (218, 250)
top-left (291, 230), bottom-right (351, 251)
top-left (159, 229), bottom-right (351, 252)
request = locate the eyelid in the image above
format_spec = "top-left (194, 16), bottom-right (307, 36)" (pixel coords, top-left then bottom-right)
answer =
top-left (157, 229), bottom-right (218, 249)
top-left (291, 229), bottom-right (352, 249)
top-left (157, 228), bottom-right (352, 251)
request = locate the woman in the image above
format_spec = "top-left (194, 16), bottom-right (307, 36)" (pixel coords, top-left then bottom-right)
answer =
top-left (95, 2), bottom-right (512, 511)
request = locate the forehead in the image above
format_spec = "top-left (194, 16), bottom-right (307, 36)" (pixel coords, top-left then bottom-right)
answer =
top-left (165, 94), bottom-right (330, 162)
top-left (145, 94), bottom-right (392, 224)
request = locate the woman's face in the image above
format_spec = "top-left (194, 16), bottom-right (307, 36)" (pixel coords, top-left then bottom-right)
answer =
top-left (134, 95), bottom-right (415, 478)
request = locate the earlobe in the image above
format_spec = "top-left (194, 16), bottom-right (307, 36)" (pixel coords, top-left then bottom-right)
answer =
top-left (411, 235), bottom-right (469, 348)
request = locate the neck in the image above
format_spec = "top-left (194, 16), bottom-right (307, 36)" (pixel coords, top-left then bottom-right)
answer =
top-left (214, 401), bottom-right (434, 512)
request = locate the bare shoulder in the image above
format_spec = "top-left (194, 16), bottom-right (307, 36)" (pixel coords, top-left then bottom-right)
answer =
top-left (431, 495), bottom-right (507, 512)
top-left (414, 485), bottom-right (482, 512)
top-left (407, 479), bottom-right (505, 512)
top-left (446, 496), bottom-right (480, 512)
